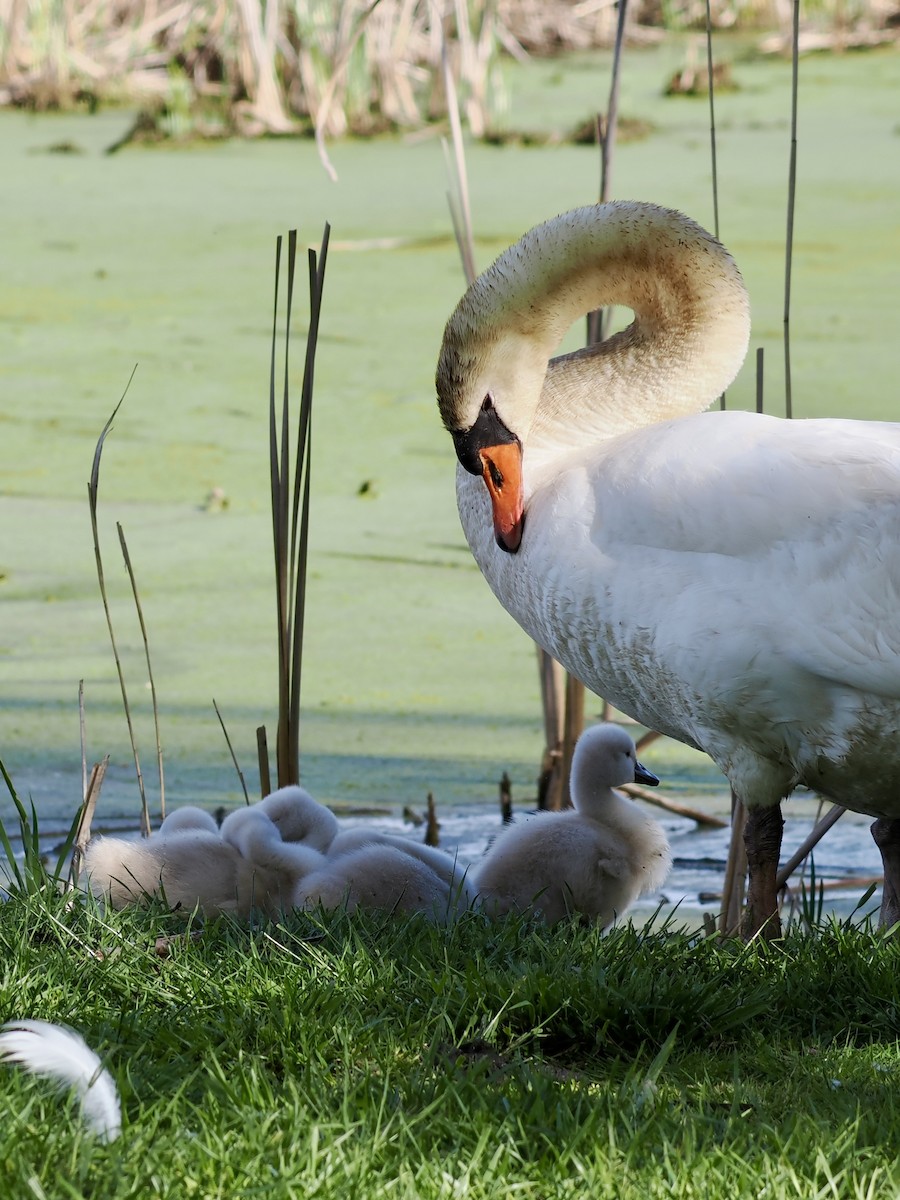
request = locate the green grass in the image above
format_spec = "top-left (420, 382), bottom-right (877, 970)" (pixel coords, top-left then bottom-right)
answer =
top-left (1, 886), bottom-right (900, 1198)
top-left (0, 769), bottom-right (895, 1196)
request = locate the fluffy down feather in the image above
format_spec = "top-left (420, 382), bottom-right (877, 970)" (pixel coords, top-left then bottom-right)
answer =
top-left (0, 1019), bottom-right (121, 1142)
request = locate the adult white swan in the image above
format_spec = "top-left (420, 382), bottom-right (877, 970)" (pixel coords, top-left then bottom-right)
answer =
top-left (473, 723), bottom-right (671, 926)
top-left (436, 200), bottom-right (900, 937)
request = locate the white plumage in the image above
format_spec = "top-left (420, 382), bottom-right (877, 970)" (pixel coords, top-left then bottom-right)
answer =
top-left (436, 199), bottom-right (900, 935)
top-left (255, 785), bottom-right (340, 850)
top-left (0, 1019), bottom-right (121, 1142)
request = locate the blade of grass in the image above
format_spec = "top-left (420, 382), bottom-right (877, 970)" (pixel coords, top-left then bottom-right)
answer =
top-left (0, 755), bottom-right (83, 895)
top-left (0, 756), bottom-right (26, 892)
top-left (88, 368), bottom-right (150, 837)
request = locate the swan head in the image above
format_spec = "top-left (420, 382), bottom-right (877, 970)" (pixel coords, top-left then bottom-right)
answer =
top-left (571, 724), bottom-right (659, 811)
top-left (256, 785), bottom-right (339, 850)
top-left (437, 202), bottom-right (751, 556)
top-left (437, 315), bottom-right (545, 554)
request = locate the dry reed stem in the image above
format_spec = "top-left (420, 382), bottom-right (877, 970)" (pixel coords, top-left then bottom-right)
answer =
top-left (117, 521), bottom-right (165, 821)
top-left (499, 771), bottom-right (513, 824)
top-left (256, 726), bottom-right (271, 799)
top-left (620, 783), bottom-right (727, 829)
top-left (425, 791), bottom-right (440, 846)
top-left (438, 0), bottom-right (477, 286)
top-left (88, 371), bottom-right (150, 838)
top-left (78, 678), bottom-right (87, 807)
top-left (705, 871), bottom-right (880, 905)
top-left (783, 0), bottom-right (800, 420)
top-left (313, 0), bottom-right (383, 181)
top-left (719, 792), bottom-right (748, 935)
top-left (68, 755), bottom-right (109, 890)
top-left (704, 0), bottom-right (720, 239)
top-left (233, 0), bottom-right (294, 134)
top-left (213, 699), bottom-right (250, 805)
top-left (559, 671), bottom-right (585, 809)
top-left (536, 651), bottom-right (565, 810)
top-left (775, 804), bottom-right (848, 890)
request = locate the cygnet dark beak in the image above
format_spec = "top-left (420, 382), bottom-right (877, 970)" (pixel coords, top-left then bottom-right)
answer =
top-left (634, 760), bottom-right (659, 787)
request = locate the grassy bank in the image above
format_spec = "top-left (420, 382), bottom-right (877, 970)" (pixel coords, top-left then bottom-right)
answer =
top-left (1, 887), bottom-right (899, 1198)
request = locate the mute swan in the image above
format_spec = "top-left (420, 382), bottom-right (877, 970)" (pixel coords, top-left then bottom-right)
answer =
top-left (472, 724), bottom-right (670, 925)
top-left (220, 806), bottom-right (325, 881)
top-left (436, 200), bottom-right (900, 937)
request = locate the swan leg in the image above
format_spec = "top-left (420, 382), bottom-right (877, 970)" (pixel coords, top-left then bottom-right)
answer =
top-left (871, 819), bottom-right (900, 932)
top-left (740, 803), bottom-right (784, 940)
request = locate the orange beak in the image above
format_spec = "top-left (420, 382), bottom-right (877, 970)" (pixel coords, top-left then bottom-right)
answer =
top-left (479, 442), bottom-right (525, 553)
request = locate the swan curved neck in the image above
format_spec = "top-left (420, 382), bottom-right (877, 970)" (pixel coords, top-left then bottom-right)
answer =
top-left (437, 202), bottom-right (750, 456)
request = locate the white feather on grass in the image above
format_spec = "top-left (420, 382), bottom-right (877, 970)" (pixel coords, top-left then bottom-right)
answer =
top-left (0, 1019), bottom-right (121, 1142)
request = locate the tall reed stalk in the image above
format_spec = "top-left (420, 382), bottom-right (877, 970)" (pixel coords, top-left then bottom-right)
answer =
top-left (88, 378), bottom-right (152, 837)
top-left (267, 226), bottom-right (330, 790)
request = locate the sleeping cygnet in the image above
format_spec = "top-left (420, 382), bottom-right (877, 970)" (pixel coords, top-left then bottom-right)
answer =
top-left (293, 843), bottom-right (463, 923)
top-left (326, 827), bottom-right (475, 913)
top-left (84, 804), bottom-right (311, 918)
top-left (84, 825), bottom-right (243, 918)
top-left (472, 724), bottom-right (672, 927)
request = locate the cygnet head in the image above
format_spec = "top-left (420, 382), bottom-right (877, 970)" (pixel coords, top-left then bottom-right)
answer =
top-left (256, 786), bottom-right (339, 851)
top-left (158, 806), bottom-right (219, 836)
top-left (570, 724), bottom-right (659, 816)
top-left (220, 807), bottom-right (284, 857)
top-left (220, 806), bottom-right (325, 878)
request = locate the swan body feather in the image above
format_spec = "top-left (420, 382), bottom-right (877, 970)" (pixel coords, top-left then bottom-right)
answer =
top-left (0, 1019), bottom-right (121, 1142)
top-left (254, 785), bottom-right (340, 851)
